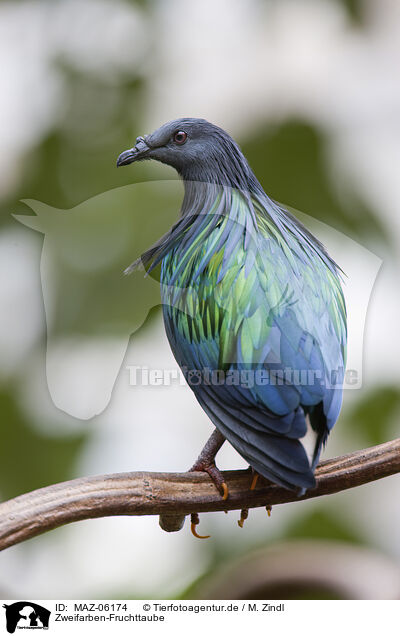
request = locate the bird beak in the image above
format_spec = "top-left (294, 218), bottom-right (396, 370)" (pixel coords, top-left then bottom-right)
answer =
top-left (116, 136), bottom-right (150, 167)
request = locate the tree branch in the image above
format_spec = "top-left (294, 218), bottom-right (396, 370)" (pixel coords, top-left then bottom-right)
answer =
top-left (0, 438), bottom-right (399, 551)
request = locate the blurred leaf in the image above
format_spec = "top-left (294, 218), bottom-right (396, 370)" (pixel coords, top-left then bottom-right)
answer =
top-left (283, 508), bottom-right (363, 544)
top-left (337, 0), bottom-right (365, 26)
top-left (347, 386), bottom-right (400, 446)
top-left (0, 66), bottom-right (149, 226)
top-left (242, 120), bottom-right (388, 247)
top-left (0, 389), bottom-right (87, 500)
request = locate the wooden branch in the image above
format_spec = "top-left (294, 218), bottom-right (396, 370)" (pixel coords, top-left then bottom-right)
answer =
top-left (0, 438), bottom-right (399, 551)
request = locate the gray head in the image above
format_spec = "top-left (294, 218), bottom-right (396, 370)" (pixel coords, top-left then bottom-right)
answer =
top-left (117, 117), bottom-right (260, 190)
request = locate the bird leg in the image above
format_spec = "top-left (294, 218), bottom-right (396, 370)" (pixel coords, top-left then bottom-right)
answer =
top-left (189, 428), bottom-right (228, 500)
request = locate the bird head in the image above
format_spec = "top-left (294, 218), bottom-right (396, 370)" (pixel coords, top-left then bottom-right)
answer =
top-left (117, 118), bottom-right (258, 189)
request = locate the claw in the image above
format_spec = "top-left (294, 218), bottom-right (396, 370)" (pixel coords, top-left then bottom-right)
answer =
top-left (266, 505), bottom-right (272, 517)
top-left (190, 513), bottom-right (210, 539)
top-left (190, 463), bottom-right (228, 500)
top-left (237, 508), bottom-right (248, 528)
top-left (191, 523), bottom-right (210, 539)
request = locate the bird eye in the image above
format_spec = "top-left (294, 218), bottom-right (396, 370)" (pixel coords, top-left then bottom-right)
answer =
top-left (173, 131), bottom-right (187, 145)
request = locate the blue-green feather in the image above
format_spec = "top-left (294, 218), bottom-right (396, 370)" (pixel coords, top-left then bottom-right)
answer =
top-left (139, 181), bottom-right (346, 492)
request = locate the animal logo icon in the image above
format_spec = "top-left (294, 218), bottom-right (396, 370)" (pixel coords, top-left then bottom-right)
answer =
top-left (2, 602), bottom-right (51, 633)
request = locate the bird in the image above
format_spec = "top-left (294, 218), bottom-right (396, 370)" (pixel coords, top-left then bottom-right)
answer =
top-left (117, 118), bottom-right (347, 530)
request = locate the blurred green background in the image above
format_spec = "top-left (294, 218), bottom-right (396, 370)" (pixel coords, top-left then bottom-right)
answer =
top-left (0, 0), bottom-right (399, 599)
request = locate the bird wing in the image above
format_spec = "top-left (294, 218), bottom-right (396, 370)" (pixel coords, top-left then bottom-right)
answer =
top-left (161, 194), bottom-right (346, 490)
